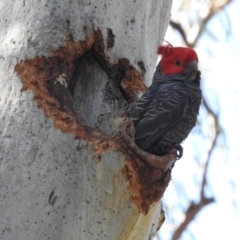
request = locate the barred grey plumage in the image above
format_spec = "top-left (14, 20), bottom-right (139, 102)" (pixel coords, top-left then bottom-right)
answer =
top-left (127, 65), bottom-right (202, 158)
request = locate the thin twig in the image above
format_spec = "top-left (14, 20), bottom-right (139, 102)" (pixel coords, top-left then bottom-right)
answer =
top-left (169, 20), bottom-right (189, 46)
top-left (169, 1), bottom-right (232, 48)
top-left (171, 115), bottom-right (217, 240)
top-left (168, 1), bottom-right (233, 239)
top-left (171, 98), bottom-right (220, 240)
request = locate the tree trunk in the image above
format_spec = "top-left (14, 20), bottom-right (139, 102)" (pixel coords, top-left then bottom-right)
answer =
top-left (0, 1), bottom-right (174, 239)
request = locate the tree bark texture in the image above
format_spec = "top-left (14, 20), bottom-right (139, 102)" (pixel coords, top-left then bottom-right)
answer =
top-left (0, 1), bottom-right (173, 239)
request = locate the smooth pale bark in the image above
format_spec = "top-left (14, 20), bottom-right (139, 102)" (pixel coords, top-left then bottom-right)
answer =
top-left (0, 1), bottom-right (172, 240)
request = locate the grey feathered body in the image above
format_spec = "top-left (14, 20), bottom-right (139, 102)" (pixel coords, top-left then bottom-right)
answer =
top-left (128, 66), bottom-right (202, 156)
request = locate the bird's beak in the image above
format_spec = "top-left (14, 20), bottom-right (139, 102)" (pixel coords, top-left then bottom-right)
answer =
top-left (187, 60), bottom-right (198, 80)
top-left (188, 60), bottom-right (198, 72)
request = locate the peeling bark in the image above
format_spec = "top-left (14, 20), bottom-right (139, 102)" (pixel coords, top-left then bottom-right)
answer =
top-left (15, 29), bottom-right (176, 215)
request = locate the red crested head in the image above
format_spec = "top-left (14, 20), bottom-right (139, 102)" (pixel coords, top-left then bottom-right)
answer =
top-left (157, 44), bottom-right (198, 77)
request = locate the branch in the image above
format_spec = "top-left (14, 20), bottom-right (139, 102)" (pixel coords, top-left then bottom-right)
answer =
top-left (201, 97), bottom-right (221, 193)
top-left (169, 20), bottom-right (189, 46)
top-left (169, 0), bottom-right (232, 48)
top-left (171, 135), bottom-right (217, 240)
top-left (171, 196), bottom-right (214, 240)
top-left (202, 97), bottom-right (221, 134)
top-left (171, 98), bottom-right (221, 240)
top-left (166, 2), bottom-right (233, 239)
top-left (167, 2), bottom-right (232, 239)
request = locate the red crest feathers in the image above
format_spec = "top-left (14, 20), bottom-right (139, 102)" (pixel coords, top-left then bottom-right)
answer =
top-left (157, 43), bottom-right (198, 75)
top-left (157, 44), bottom-right (174, 56)
top-left (157, 44), bottom-right (198, 62)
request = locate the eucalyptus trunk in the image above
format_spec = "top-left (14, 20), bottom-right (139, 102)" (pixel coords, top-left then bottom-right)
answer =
top-left (0, 1), bottom-right (174, 239)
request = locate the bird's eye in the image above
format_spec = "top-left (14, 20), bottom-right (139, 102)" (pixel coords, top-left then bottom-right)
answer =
top-left (175, 60), bottom-right (181, 65)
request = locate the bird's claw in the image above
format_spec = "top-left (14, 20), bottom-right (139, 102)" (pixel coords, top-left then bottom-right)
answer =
top-left (175, 145), bottom-right (183, 160)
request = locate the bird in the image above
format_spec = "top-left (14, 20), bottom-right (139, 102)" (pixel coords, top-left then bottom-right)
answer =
top-left (127, 44), bottom-right (202, 159)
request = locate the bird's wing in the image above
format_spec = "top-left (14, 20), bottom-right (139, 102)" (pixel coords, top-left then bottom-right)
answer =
top-left (135, 82), bottom-right (188, 150)
top-left (127, 84), bottom-right (158, 123)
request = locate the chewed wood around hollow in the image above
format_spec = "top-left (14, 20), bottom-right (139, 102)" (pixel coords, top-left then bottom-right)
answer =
top-left (15, 29), bottom-right (177, 214)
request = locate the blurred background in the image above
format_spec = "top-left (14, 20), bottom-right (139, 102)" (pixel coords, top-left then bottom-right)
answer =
top-left (156, 1), bottom-right (240, 239)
